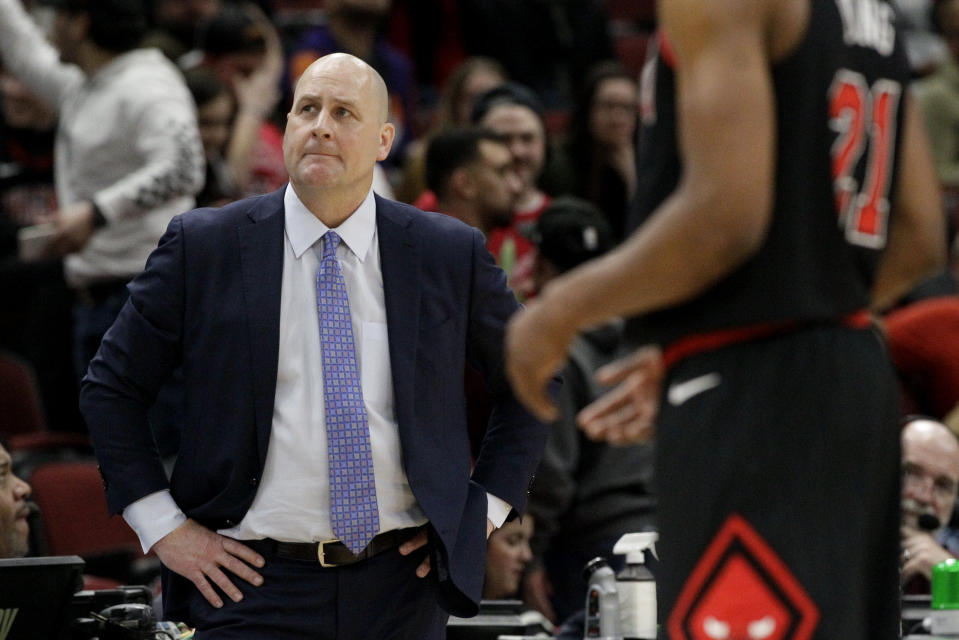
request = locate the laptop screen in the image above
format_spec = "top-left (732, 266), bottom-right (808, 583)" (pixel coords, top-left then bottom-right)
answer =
top-left (0, 555), bottom-right (84, 640)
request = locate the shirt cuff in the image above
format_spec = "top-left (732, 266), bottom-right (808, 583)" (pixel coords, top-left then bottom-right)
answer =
top-left (486, 493), bottom-right (512, 529)
top-left (122, 490), bottom-right (187, 553)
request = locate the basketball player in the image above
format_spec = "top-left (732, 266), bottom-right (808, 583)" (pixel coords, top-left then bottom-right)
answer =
top-left (505, 0), bottom-right (946, 637)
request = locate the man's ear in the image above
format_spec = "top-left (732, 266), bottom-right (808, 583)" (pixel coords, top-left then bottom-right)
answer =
top-left (377, 123), bottom-right (396, 161)
top-left (450, 167), bottom-right (476, 200)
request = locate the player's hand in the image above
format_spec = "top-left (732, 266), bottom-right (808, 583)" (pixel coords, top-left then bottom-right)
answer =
top-left (46, 201), bottom-right (96, 256)
top-left (399, 528), bottom-right (431, 578)
top-left (152, 519), bottom-right (264, 608)
top-left (505, 298), bottom-right (578, 422)
top-left (522, 566), bottom-right (557, 624)
top-left (577, 346), bottom-right (664, 445)
top-left (901, 525), bottom-right (955, 581)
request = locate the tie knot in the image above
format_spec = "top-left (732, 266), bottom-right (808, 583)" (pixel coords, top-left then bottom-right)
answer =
top-left (322, 231), bottom-right (341, 261)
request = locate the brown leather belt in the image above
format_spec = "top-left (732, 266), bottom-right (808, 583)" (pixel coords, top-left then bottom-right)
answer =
top-left (242, 525), bottom-right (425, 567)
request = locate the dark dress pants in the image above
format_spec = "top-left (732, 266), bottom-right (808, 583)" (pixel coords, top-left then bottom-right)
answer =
top-left (161, 540), bottom-right (448, 639)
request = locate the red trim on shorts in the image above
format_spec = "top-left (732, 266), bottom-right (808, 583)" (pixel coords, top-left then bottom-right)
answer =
top-left (661, 309), bottom-right (872, 370)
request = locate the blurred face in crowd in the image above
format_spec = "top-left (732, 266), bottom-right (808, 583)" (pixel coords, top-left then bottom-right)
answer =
top-left (0, 444), bottom-right (31, 559)
top-left (0, 73), bottom-right (56, 130)
top-left (196, 91), bottom-right (234, 160)
top-left (480, 104), bottom-right (546, 201)
top-left (454, 67), bottom-right (505, 126)
top-left (284, 54), bottom-right (394, 199)
top-left (589, 76), bottom-right (639, 148)
top-left (484, 516), bottom-right (533, 599)
top-left (901, 419), bottom-right (959, 532)
top-left (470, 139), bottom-right (522, 229)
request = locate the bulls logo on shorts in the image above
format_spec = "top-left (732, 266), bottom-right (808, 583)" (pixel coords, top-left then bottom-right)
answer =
top-left (667, 514), bottom-right (819, 640)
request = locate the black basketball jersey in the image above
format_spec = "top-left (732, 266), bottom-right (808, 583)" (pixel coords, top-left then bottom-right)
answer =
top-left (628, 0), bottom-right (911, 349)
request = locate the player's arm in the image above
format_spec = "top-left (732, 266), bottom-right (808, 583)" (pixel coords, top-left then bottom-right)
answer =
top-left (871, 93), bottom-right (947, 312)
top-left (506, 0), bottom-right (779, 418)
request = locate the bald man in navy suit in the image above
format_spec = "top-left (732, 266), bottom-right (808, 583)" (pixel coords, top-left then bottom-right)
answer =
top-left (80, 53), bottom-right (547, 639)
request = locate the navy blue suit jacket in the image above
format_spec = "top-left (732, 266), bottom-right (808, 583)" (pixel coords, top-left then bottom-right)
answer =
top-left (80, 189), bottom-right (547, 616)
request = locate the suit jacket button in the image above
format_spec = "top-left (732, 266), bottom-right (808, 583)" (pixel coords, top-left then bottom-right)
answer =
top-left (250, 477), bottom-right (258, 486)
top-left (224, 519), bottom-right (235, 526)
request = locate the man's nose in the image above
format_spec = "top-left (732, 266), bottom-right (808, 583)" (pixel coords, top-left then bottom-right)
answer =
top-left (13, 475), bottom-right (30, 500)
top-left (311, 109), bottom-right (333, 138)
top-left (520, 543), bottom-right (532, 563)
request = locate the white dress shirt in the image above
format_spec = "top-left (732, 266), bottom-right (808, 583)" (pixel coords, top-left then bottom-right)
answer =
top-left (124, 185), bottom-right (509, 551)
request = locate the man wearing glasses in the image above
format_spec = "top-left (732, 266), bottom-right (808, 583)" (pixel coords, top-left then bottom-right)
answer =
top-left (901, 416), bottom-right (959, 591)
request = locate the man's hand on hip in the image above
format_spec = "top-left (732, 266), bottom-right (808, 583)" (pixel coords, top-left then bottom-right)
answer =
top-left (152, 519), bottom-right (265, 608)
top-left (398, 519), bottom-right (495, 579)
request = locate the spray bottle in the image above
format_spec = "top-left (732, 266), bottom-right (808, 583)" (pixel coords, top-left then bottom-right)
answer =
top-left (612, 532), bottom-right (658, 640)
top-left (582, 557), bottom-right (623, 640)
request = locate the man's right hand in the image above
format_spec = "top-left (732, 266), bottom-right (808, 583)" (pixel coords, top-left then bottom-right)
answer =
top-left (152, 519), bottom-right (265, 608)
top-left (901, 525), bottom-right (955, 582)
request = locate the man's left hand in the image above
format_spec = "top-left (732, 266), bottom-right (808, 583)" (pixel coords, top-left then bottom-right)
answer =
top-left (47, 201), bottom-right (96, 256)
top-left (400, 528), bottom-right (432, 578)
top-left (902, 525), bottom-right (955, 581)
top-left (399, 519), bottom-right (495, 578)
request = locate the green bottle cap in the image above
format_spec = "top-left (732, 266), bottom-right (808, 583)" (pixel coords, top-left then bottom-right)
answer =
top-left (932, 558), bottom-right (959, 609)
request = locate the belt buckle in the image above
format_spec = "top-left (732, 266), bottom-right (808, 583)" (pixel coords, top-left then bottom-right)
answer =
top-left (317, 539), bottom-right (341, 567)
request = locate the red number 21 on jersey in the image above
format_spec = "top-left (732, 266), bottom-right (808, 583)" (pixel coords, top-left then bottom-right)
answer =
top-left (828, 69), bottom-right (901, 249)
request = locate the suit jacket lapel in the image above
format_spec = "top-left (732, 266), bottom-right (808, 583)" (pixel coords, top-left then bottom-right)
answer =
top-left (238, 190), bottom-right (285, 466)
top-left (375, 195), bottom-right (420, 431)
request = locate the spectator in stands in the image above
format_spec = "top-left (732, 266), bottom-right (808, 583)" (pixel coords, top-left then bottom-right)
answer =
top-left (901, 416), bottom-right (959, 591)
top-left (190, 3), bottom-right (288, 199)
top-left (484, 515), bottom-right (534, 600)
top-left (436, 57), bottom-right (509, 132)
top-left (287, 0), bottom-right (416, 166)
top-left (0, 0), bottom-right (204, 389)
top-left (553, 61), bottom-right (639, 242)
top-left (425, 127), bottom-right (521, 238)
top-left (522, 197), bottom-right (654, 624)
top-left (424, 127), bottom-right (522, 458)
top-left (916, 0), bottom-right (959, 187)
top-left (399, 56), bottom-right (507, 205)
top-left (0, 442), bottom-right (32, 558)
top-left (183, 67), bottom-right (240, 207)
top-left (471, 82), bottom-right (554, 297)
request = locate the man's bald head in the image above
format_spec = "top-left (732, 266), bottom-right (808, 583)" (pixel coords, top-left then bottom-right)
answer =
top-left (902, 417), bottom-right (959, 530)
top-left (284, 51), bottom-right (395, 223)
top-left (294, 53), bottom-right (390, 123)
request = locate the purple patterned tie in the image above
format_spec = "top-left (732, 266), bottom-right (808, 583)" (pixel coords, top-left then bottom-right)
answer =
top-left (317, 231), bottom-right (379, 554)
